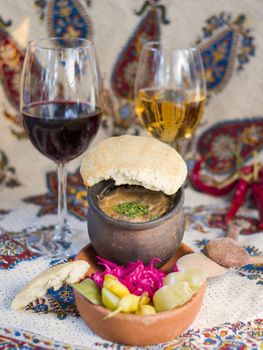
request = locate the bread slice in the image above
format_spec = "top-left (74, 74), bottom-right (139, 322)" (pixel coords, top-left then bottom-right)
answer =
top-left (11, 261), bottom-right (90, 310)
top-left (80, 135), bottom-right (187, 195)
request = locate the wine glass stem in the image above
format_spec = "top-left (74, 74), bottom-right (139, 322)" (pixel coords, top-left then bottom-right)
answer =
top-left (57, 162), bottom-right (68, 231)
top-left (172, 137), bottom-right (195, 160)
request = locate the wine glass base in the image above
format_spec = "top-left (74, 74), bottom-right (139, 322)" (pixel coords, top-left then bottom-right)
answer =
top-left (21, 225), bottom-right (73, 258)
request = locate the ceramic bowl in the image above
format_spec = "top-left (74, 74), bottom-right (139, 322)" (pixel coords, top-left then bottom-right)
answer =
top-left (87, 180), bottom-right (185, 265)
top-left (73, 244), bottom-right (206, 346)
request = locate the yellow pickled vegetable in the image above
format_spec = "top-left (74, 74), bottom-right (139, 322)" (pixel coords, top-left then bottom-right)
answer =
top-left (139, 305), bottom-right (157, 315)
top-left (164, 268), bottom-right (206, 293)
top-left (138, 293), bottom-right (150, 308)
top-left (104, 294), bottom-right (140, 319)
top-left (73, 278), bottom-right (102, 305)
top-left (101, 287), bottom-right (120, 310)
top-left (103, 274), bottom-right (130, 298)
top-left (153, 282), bottom-right (193, 312)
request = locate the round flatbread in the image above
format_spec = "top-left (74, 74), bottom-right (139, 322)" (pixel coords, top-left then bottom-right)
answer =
top-left (80, 135), bottom-right (187, 195)
top-left (177, 253), bottom-right (227, 278)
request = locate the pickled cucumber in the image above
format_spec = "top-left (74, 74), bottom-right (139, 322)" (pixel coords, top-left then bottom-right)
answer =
top-left (101, 287), bottom-right (120, 310)
top-left (164, 268), bottom-right (206, 293)
top-left (73, 278), bottom-right (102, 305)
top-left (153, 282), bottom-right (193, 312)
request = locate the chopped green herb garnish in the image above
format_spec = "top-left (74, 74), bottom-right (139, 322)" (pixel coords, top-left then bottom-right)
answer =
top-left (113, 201), bottom-right (149, 218)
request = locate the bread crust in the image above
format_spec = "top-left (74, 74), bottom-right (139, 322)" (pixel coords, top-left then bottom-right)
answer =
top-left (80, 136), bottom-right (187, 195)
top-left (11, 261), bottom-right (90, 310)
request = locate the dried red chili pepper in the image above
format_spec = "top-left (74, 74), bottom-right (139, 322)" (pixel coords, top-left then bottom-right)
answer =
top-left (251, 182), bottom-right (263, 229)
top-left (240, 165), bottom-right (253, 176)
top-left (225, 178), bottom-right (250, 223)
top-left (251, 169), bottom-right (263, 230)
top-left (191, 157), bottom-right (237, 196)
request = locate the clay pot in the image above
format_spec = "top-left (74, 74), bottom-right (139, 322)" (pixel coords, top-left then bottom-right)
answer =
top-left (74, 244), bottom-right (206, 346)
top-left (87, 180), bottom-right (185, 265)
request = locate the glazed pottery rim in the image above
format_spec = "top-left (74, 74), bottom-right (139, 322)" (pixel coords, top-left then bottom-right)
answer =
top-left (87, 181), bottom-right (184, 229)
top-left (73, 282), bottom-right (206, 320)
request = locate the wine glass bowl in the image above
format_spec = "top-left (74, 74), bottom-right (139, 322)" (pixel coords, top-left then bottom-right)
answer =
top-left (135, 42), bottom-right (206, 155)
top-left (135, 88), bottom-right (189, 144)
top-left (20, 38), bottom-right (102, 256)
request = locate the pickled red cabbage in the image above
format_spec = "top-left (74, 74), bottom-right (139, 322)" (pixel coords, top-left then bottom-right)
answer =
top-left (92, 257), bottom-right (175, 298)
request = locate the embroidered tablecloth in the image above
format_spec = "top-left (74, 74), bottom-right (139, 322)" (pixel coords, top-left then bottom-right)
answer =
top-left (0, 0), bottom-right (263, 348)
top-left (1, 199), bottom-right (263, 350)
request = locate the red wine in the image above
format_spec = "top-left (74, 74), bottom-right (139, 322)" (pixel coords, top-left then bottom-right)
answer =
top-left (22, 101), bottom-right (101, 163)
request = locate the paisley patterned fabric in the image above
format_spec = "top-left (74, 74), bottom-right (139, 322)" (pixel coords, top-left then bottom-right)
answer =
top-left (34, 0), bottom-right (49, 20)
top-left (10, 206), bottom-right (261, 322)
top-left (1, 320), bottom-right (263, 350)
top-left (106, 3), bottom-right (163, 131)
top-left (0, 28), bottom-right (24, 110)
top-left (0, 233), bottom-right (38, 270)
top-left (0, 1), bottom-right (262, 349)
top-left (0, 149), bottom-right (20, 188)
top-left (197, 13), bottom-right (255, 96)
top-left (1, 214), bottom-right (263, 348)
top-left (23, 169), bottom-right (88, 221)
top-left (111, 8), bottom-right (160, 100)
top-left (0, 28), bottom-right (42, 138)
top-left (197, 117), bottom-right (263, 174)
top-left (25, 284), bottom-right (78, 320)
top-left (47, 0), bottom-right (92, 43)
top-left (163, 319), bottom-right (263, 350)
top-left (200, 29), bottom-right (238, 92)
top-left (0, 327), bottom-right (78, 350)
top-left (0, 1), bottom-right (93, 137)
top-left (106, 11), bottom-right (255, 133)
top-left (185, 205), bottom-right (260, 235)
top-left (1, 205), bottom-right (263, 347)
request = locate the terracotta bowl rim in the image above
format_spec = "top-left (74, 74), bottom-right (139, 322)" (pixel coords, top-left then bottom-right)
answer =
top-left (73, 282), bottom-right (206, 321)
top-left (87, 181), bottom-right (185, 229)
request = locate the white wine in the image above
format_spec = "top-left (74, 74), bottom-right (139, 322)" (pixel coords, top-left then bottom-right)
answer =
top-left (176, 93), bottom-right (206, 139)
top-left (135, 89), bottom-right (205, 142)
top-left (135, 89), bottom-right (188, 143)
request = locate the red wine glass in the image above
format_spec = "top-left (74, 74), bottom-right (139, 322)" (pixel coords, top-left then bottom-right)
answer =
top-left (20, 38), bottom-right (102, 256)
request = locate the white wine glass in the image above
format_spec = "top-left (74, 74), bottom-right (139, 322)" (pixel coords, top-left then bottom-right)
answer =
top-left (20, 38), bottom-right (102, 256)
top-left (135, 41), bottom-right (206, 158)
